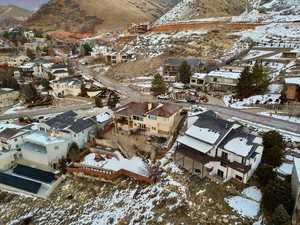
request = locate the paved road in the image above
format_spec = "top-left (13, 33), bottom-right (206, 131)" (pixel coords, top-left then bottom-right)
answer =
top-left (202, 104), bottom-right (300, 134)
top-left (0, 104), bottom-right (94, 121)
top-left (78, 64), bottom-right (142, 101)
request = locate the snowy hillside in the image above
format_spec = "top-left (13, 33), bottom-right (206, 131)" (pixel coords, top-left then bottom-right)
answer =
top-left (252, 0), bottom-right (300, 15)
top-left (154, 0), bottom-right (195, 25)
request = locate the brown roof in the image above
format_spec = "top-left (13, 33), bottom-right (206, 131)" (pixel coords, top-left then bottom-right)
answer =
top-left (0, 128), bottom-right (24, 139)
top-left (113, 102), bottom-right (183, 118)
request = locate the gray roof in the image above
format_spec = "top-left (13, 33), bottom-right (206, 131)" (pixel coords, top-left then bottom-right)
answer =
top-left (50, 64), bottom-right (67, 69)
top-left (0, 128), bottom-right (24, 139)
top-left (44, 111), bottom-right (94, 133)
top-left (193, 110), bottom-right (234, 144)
top-left (53, 70), bottom-right (68, 74)
top-left (52, 77), bottom-right (82, 85)
top-left (164, 58), bottom-right (203, 67)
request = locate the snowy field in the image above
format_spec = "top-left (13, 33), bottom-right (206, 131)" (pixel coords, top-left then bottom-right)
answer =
top-left (225, 186), bottom-right (262, 218)
top-left (259, 111), bottom-right (300, 124)
top-left (223, 94), bottom-right (281, 109)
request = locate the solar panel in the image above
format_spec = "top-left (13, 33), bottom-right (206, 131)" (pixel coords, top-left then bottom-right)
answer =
top-left (0, 173), bottom-right (41, 194)
top-left (13, 165), bottom-right (56, 184)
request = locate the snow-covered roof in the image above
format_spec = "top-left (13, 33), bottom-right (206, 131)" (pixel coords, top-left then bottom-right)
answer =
top-left (24, 131), bottom-right (67, 146)
top-left (208, 70), bottom-right (241, 79)
top-left (186, 125), bottom-right (220, 145)
top-left (294, 158), bottom-right (300, 181)
top-left (285, 77), bottom-right (300, 85)
top-left (192, 73), bottom-right (207, 79)
top-left (223, 137), bottom-right (253, 157)
top-left (96, 112), bottom-right (111, 123)
top-left (177, 135), bottom-right (212, 154)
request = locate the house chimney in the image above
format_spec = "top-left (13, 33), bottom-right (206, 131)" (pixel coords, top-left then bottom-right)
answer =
top-left (148, 103), bottom-right (153, 111)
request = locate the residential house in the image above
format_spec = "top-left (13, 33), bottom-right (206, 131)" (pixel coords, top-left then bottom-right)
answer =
top-left (24, 42), bottom-right (48, 52)
top-left (190, 73), bottom-right (208, 89)
top-left (5, 55), bottom-right (30, 67)
top-left (292, 158), bottom-right (300, 225)
top-left (113, 102), bottom-right (184, 137)
top-left (174, 110), bottom-right (263, 183)
top-left (0, 128), bottom-right (30, 151)
top-left (91, 45), bottom-right (111, 57)
top-left (285, 77), bottom-right (300, 101)
top-left (0, 151), bottom-right (15, 170)
top-left (0, 88), bottom-right (19, 107)
top-left (50, 77), bottom-right (82, 97)
top-left (190, 67), bottom-right (243, 92)
top-left (105, 52), bottom-right (134, 65)
top-left (47, 64), bottom-right (69, 79)
top-left (163, 58), bottom-right (203, 81)
top-left (38, 111), bottom-right (96, 148)
top-left (20, 131), bottom-right (70, 167)
top-left (24, 31), bottom-right (35, 40)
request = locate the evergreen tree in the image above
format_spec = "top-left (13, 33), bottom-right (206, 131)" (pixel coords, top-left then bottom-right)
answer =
top-left (151, 74), bottom-right (167, 96)
top-left (179, 61), bottom-right (191, 84)
top-left (82, 43), bottom-right (92, 56)
top-left (26, 48), bottom-right (36, 60)
top-left (23, 83), bottom-right (38, 103)
top-left (270, 205), bottom-right (291, 225)
top-left (262, 131), bottom-right (284, 168)
top-left (107, 93), bottom-right (120, 108)
top-left (252, 61), bottom-right (269, 94)
top-left (95, 97), bottom-right (103, 108)
top-left (80, 84), bottom-right (88, 97)
top-left (256, 164), bottom-right (276, 186)
top-left (236, 66), bottom-right (252, 97)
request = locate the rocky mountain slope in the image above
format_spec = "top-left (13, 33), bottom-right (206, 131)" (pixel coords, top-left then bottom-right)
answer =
top-left (0, 5), bottom-right (32, 29)
top-left (251, 0), bottom-right (300, 15)
top-left (155, 0), bottom-right (246, 24)
top-left (23, 0), bottom-right (180, 33)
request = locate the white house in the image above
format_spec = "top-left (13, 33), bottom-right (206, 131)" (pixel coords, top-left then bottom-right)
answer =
top-left (0, 128), bottom-right (30, 151)
top-left (20, 131), bottom-right (70, 167)
top-left (38, 111), bottom-right (96, 148)
top-left (174, 110), bottom-right (263, 183)
top-left (50, 77), bottom-right (82, 97)
top-left (292, 158), bottom-right (300, 225)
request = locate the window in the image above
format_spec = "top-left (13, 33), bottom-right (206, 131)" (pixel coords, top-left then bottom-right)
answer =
top-left (55, 146), bottom-right (59, 150)
top-left (149, 115), bottom-right (157, 120)
top-left (197, 79), bottom-right (204, 84)
top-left (133, 116), bottom-right (144, 121)
top-left (213, 77), bottom-right (218, 82)
top-left (222, 152), bottom-right (228, 159)
top-left (191, 79), bottom-right (196, 83)
top-left (195, 169), bottom-right (201, 174)
top-left (235, 175), bottom-right (243, 181)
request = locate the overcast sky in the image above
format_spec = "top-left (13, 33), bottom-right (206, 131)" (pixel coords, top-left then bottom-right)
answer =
top-left (0, 0), bottom-right (49, 10)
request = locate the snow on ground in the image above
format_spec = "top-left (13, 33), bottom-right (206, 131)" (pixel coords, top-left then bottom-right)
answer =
top-left (275, 162), bottom-right (293, 176)
top-left (237, 23), bottom-right (300, 43)
top-left (125, 29), bottom-right (208, 57)
top-left (3, 104), bottom-right (26, 115)
top-left (225, 196), bottom-right (260, 218)
top-left (82, 152), bottom-right (150, 177)
top-left (223, 94), bottom-right (281, 109)
top-left (259, 111), bottom-right (300, 124)
top-left (242, 186), bottom-right (262, 202)
top-left (154, 0), bottom-right (195, 25)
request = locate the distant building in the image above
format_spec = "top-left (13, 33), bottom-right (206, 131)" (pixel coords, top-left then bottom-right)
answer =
top-left (174, 110), bottom-right (263, 183)
top-left (113, 102), bottom-right (184, 137)
top-left (24, 42), bottom-right (48, 51)
top-left (292, 158), bottom-right (300, 225)
top-left (104, 52), bottom-right (134, 65)
top-left (0, 88), bottom-right (19, 107)
top-left (190, 66), bottom-right (243, 92)
top-left (5, 55), bottom-right (30, 67)
top-left (285, 77), bottom-right (300, 101)
top-left (163, 58), bottom-right (203, 81)
top-left (50, 77), bottom-right (82, 97)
